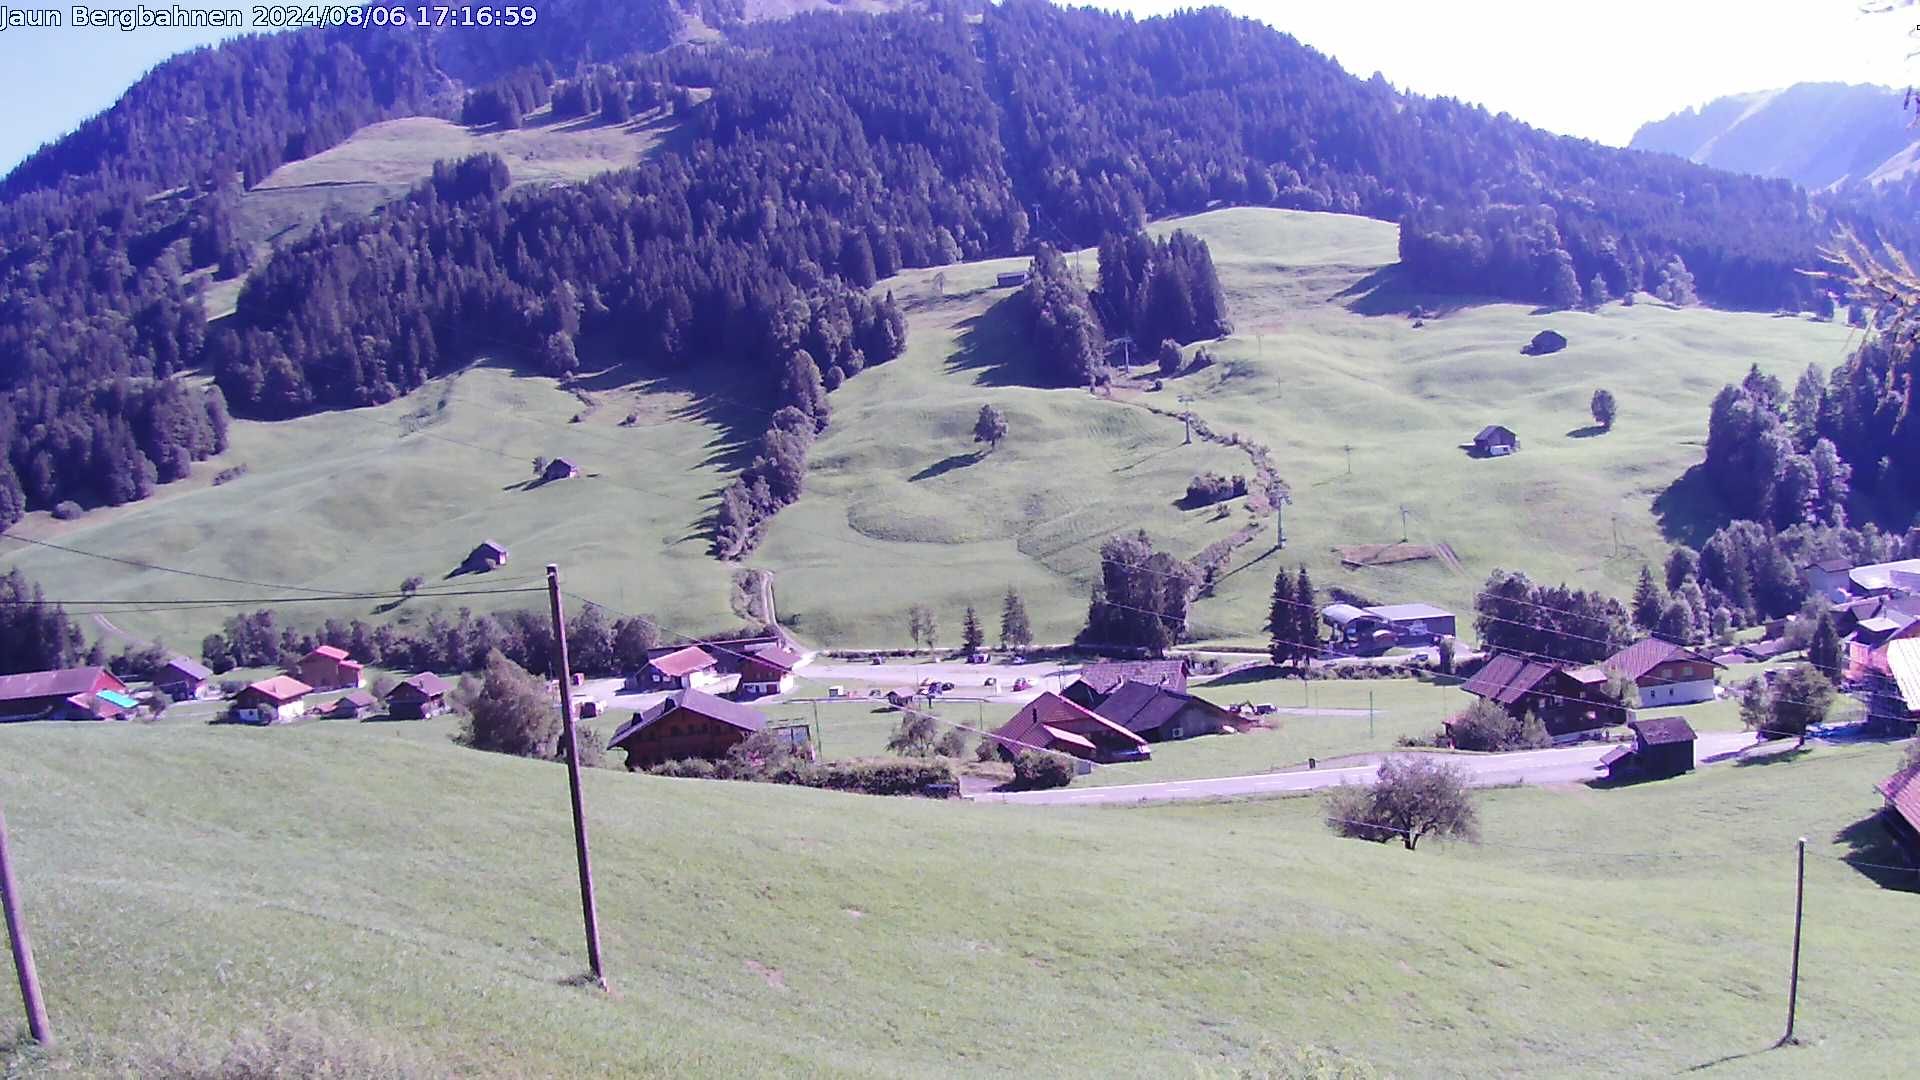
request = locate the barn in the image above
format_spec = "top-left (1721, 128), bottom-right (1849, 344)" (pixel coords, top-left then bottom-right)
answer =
top-left (1472, 425), bottom-right (1519, 457)
top-left (609, 690), bottom-right (769, 769)
top-left (542, 457), bottom-right (580, 482)
top-left (0, 667), bottom-right (133, 722)
top-left (1522, 329), bottom-right (1567, 355)
top-left (1363, 603), bottom-right (1457, 645)
top-left (1603, 716), bottom-right (1698, 781)
top-left (463, 540), bottom-right (510, 573)
top-left (995, 270), bottom-right (1030, 288)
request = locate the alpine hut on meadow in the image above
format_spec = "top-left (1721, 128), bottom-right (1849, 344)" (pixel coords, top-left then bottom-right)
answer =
top-left (1471, 425), bottom-right (1520, 457)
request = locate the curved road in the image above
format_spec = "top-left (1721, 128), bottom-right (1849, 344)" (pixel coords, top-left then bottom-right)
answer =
top-left (972, 732), bottom-right (1765, 806)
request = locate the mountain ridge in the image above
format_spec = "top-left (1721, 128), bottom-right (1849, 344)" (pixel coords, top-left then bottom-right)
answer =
top-left (1630, 81), bottom-right (1919, 190)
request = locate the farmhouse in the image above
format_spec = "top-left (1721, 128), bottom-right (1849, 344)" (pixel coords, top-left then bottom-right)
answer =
top-left (1472, 425), bottom-right (1519, 457)
top-left (1602, 716), bottom-right (1698, 781)
top-left (326, 690), bottom-right (378, 719)
top-left (0, 667), bottom-right (133, 722)
top-left (736, 643), bottom-right (801, 698)
top-left (1603, 639), bottom-right (1723, 707)
top-left (1876, 758), bottom-right (1920, 866)
top-left (234, 676), bottom-right (312, 724)
top-left (387, 672), bottom-right (453, 720)
top-left (463, 540), bottom-right (510, 573)
top-left (609, 689), bottom-right (768, 769)
top-left (1089, 679), bottom-right (1238, 742)
top-left (542, 457), bottom-right (579, 482)
top-left (1460, 652), bottom-right (1622, 736)
top-left (635, 646), bottom-right (732, 693)
top-left (153, 656), bottom-right (214, 700)
top-left (1364, 603), bottom-right (1457, 646)
top-left (1063, 659), bottom-right (1189, 708)
top-left (295, 646), bottom-right (364, 691)
top-left (992, 691), bottom-right (1150, 764)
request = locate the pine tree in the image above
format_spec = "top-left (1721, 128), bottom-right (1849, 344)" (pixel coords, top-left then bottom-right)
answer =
top-left (1000, 588), bottom-right (1032, 651)
top-left (962, 605), bottom-right (985, 656)
top-left (1267, 567), bottom-right (1296, 668)
top-left (1807, 610), bottom-right (1843, 684)
top-left (1631, 565), bottom-right (1666, 632)
top-left (1293, 566), bottom-right (1320, 673)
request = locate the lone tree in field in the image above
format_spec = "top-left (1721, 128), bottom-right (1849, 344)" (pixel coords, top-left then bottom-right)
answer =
top-left (1000, 588), bottom-right (1033, 651)
top-left (961, 605), bottom-right (985, 655)
top-left (1324, 756), bottom-right (1480, 851)
top-left (460, 650), bottom-right (560, 760)
top-left (1761, 664), bottom-right (1836, 744)
top-left (401, 575), bottom-right (424, 596)
top-left (1590, 388), bottom-right (1617, 431)
top-left (973, 404), bottom-right (1008, 451)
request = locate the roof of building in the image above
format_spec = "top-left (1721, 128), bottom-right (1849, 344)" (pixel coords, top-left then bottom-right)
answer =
top-left (1856, 616), bottom-right (1907, 636)
top-left (1076, 660), bottom-right (1187, 696)
top-left (1742, 638), bottom-right (1794, 659)
top-left (0, 667), bottom-right (117, 702)
top-left (1600, 746), bottom-right (1634, 767)
top-left (649, 645), bottom-right (719, 677)
top-left (1806, 558), bottom-right (1853, 574)
top-left (610, 689), bottom-right (767, 746)
top-left (161, 656), bottom-right (212, 681)
top-left (97, 689), bottom-right (138, 710)
top-left (473, 539), bottom-right (509, 555)
top-left (1888, 639), bottom-right (1920, 714)
top-left (1320, 603), bottom-right (1376, 626)
top-left (1474, 424), bottom-right (1516, 442)
top-left (304, 645), bottom-right (349, 662)
top-left (745, 643), bottom-right (803, 674)
top-left (1038, 724), bottom-right (1096, 751)
top-left (1563, 665), bottom-right (1608, 686)
top-left (1460, 653), bottom-right (1557, 705)
top-left (244, 676), bottom-right (312, 704)
top-left (1364, 603), bottom-right (1453, 622)
top-left (993, 691), bottom-right (1148, 754)
top-left (1629, 716), bottom-right (1697, 746)
top-left (393, 672), bottom-right (452, 698)
top-left (331, 690), bottom-right (377, 711)
top-left (1877, 759), bottom-right (1920, 836)
top-left (1603, 639), bottom-right (1722, 682)
top-left (548, 457), bottom-right (578, 472)
top-left (1093, 680), bottom-right (1191, 735)
top-left (1849, 558), bottom-right (1920, 593)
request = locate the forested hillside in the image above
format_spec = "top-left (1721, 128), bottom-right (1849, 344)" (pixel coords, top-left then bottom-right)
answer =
top-left (0, 0), bottom-right (1907, 535)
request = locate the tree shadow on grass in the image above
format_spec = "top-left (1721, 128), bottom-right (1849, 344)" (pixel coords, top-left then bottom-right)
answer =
top-left (910, 451), bottom-right (983, 483)
top-left (947, 297), bottom-right (1055, 387)
top-left (1730, 740), bottom-right (1812, 767)
top-left (1653, 463), bottom-right (1735, 550)
top-left (1205, 663), bottom-right (1293, 687)
top-left (1565, 424), bottom-right (1609, 439)
top-left (1833, 813), bottom-right (1920, 892)
top-left (1333, 265), bottom-right (1488, 318)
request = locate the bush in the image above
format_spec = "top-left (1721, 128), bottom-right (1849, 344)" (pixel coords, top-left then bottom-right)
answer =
top-left (51, 500), bottom-right (84, 520)
top-left (809, 758), bottom-right (956, 796)
top-left (1184, 472), bottom-right (1248, 507)
top-left (565, 723), bottom-right (607, 768)
top-left (1446, 699), bottom-right (1548, 751)
top-left (1011, 750), bottom-right (1076, 789)
top-left (650, 757), bottom-right (719, 779)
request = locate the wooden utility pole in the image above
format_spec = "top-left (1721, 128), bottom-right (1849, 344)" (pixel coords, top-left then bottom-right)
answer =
top-left (545, 565), bottom-right (608, 992)
top-left (1275, 494), bottom-right (1288, 550)
top-left (1781, 836), bottom-right (1808, 1046)
top-left (1399, 505), bottom-right (1411, 544)
top-left (1343, 444), bottom-right (1354, 476)
top-left (0, 802), bottom-right (51, 1046)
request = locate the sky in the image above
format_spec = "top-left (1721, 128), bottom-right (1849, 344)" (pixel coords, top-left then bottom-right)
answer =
top-left (0, 0), bottom-right (1915, 172)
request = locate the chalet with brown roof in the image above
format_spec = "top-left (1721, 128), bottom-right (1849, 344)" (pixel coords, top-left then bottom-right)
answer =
top-left (542, 457), bottom-right (579, 482)
top-left (1875, 759), bottom-right (1920, 866)
top-left (234, 676), bottom-right (312, 724)
top-left (736, 643), bottom-right (801, 698)
top-left (463, 540), bottom-right (510, 574)
top-left (610, 689), bottom-right (769, 769)
top-left (1602, 639), bottom-right (1722, 707)
top-left (1063, 659), bottom-right (1189, 709)
top-left (991, 691), bottom-right (1150, 764)
top-left (1090, 679), bottom-right (1238, 742)
top-left (1459, 652), bottom-right (1623, 736)
top-left (154, 656), bottom-right (214, 700)
top-left (1472, 425), bottom-right (1519, 457)
top-left (387, 673), bottom-right (452, 720)
top-left (0, 667), bottom-right (132, 722)
top-left (295, 646), bottom-right (363, 692)
top-left (326, 689), bottom-right (378, 719)
top-left (1603, 717), bottom-right (1697, 781)
top-left (636, 645), bottom-right (731, 693)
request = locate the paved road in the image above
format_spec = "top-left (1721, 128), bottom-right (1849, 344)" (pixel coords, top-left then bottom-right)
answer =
top-left (972, 731), bottom-right (1765, 806)
top-left (794, 657), bottom-right (1080, 701)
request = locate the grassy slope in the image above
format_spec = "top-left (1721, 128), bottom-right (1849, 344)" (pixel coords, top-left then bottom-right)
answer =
top-left (4, 208), bottom-right (1860, 652)
top-left (0, 717), bottom-right (1913, 1077)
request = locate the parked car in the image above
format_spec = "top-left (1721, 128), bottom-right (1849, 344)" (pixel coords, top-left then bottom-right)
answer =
top-left (1012, 677), bottom-right (1032, 691)
top-left (1253, 702), bottom-right (1276, 715)
top-left (939, 681), bottom-right (955, 692)
top-left (827, 685), bottom-right (846, 698)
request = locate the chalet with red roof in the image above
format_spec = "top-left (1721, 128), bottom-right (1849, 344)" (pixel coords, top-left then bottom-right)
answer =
top-left (387, 672), bottom-right (453, 720)
top-left (1602, 639), bottom-right (1722, 707)
top-left (0, 667), bottom-right (133, 722)
top-left (1459, 652), bottom-right (1623, 736)
top-left (635, 645), bottom-right (731, 693)
top-left (736, 643), bottom-right (801, 698)
top-left (609, 689), bottom-right (769, 769)
top-left (234, 676), bottom-right (312, 725)
top-left (991, 691), bottom-right (1150, 765)
top-left (295, 646), bottom-right (363, 691)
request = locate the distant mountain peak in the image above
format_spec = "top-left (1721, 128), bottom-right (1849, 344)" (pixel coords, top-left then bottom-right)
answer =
top-left (1629, 81), bottom-right (1916, 190)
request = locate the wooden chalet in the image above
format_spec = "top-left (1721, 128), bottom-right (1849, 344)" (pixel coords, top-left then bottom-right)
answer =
top-left (609, 689), bottom-right (769, 769)
top-left (234, 676), bottom-right (312, 725)
top-left (636, 645), bottom-right (731, 693)
top-left (542, 457), bottom-right (580, 482)
top-left (153, 656), bottom-right (214, 700)
top-left (1089, 679), bottom-right (1238, 742)
top-left (463, 540), bottom-right (510, 574)
top-left (1459, 652), bottom-right (1622, 736)
top-left (1063, 659), bottom-right (1189, 709)
top-left (0, 667), bottom-right (133, 722)
top-left (1472, 425), bottom-right (1519, 457)
top-left (991, 691), bottom-right (1150, 764)
top-left (387, 672), bottom-right (452, 720)
top-left (1602, 638), bottom-right (1723, 707)
top-left (1602, 716), bottom-right (1697, 781)
top-left (736, 643), bottom-right (801, 699)
top-left (295, 646), bottom-right (363, 691)
top-left (326, 689), bottom-right (378, 719)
